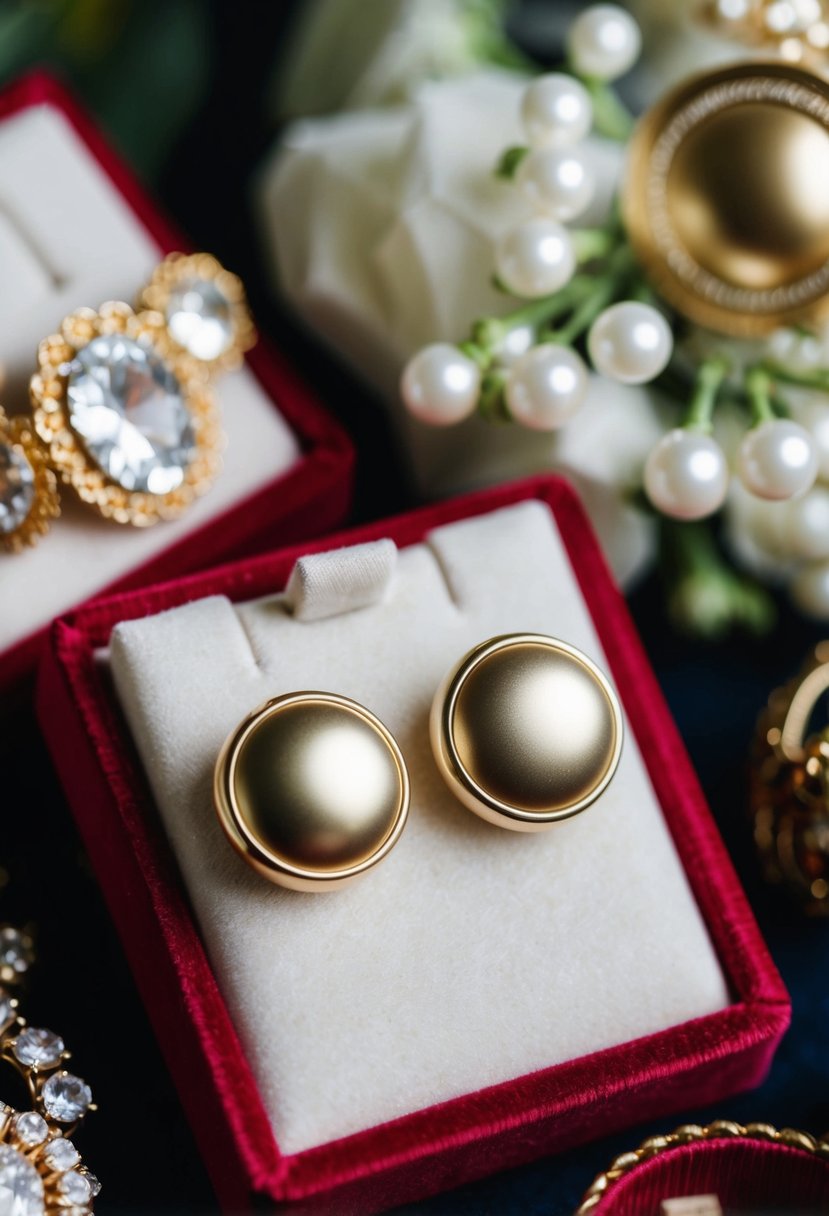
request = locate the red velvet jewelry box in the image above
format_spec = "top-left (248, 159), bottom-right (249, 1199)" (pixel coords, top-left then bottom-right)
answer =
top-left (37, 475), bottom-right (790, 1214)
top-left (0, 71), bottom-right (353, 695)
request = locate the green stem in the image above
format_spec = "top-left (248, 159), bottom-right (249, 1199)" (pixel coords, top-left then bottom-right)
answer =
top-left (745, 365), bottom-right (777, 425)
top-left (472, 275), bottom-right (595, 350)
top-left (571, 226), bottom-right (618, 263)
top-left (578, 75), bottom-right (636, 141)
top-left (683, 357), bottom-right (729, 433)
top-left (760, 360), bottom-right (829, 394)
top-left (547, 244), bottom-right (636, 346)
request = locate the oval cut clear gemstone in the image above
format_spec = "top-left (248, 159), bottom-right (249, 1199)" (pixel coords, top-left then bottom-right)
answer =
top-left (166, 278), bottom-right (234, 361)
top-left (41, 1138), bottom-right (79, 1172)
top-left (0, 1143), bottom-right (45, 1216)
top-left (13, 1114), bottom-right (47, 1148)
top-left (0, 443), bottom-right (35, 535)
top-left (58, 1171), bottom-right (91, 1205)
top-left (41, 1074), bottom-right (92, 1124)
top-left (66, 334), bottom-right (195, 495)
top-left (13, 1028), bottom-right (64, 1069)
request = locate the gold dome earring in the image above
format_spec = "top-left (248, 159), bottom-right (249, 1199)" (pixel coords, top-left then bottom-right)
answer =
top-left (430, 634), bottom-right (623, 831)
top-left (214, 693), bottom-right (410, 891)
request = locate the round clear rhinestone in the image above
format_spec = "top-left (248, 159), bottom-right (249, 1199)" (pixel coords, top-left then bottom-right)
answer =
top-left (0, 988), bottom-right (16, 1033)
top-left (13, 1028), bottom-right (65, 1070)
top-left (0, 442), bottom-right (35, 535)
top-left (0, 1143), bottom-right (45, 1216)
top-left (13, 1113), bottom-right (48, 1147)
top-left (0, 928), bottom-right (34, 976)
top-left (41, 1138), bottom-right (79, 1173)
top-left (65, 334), bottom-right (195, 495)
top-left (166, 278), bottom-right (234, 361)
top-left (58, 1171), bottom-right (91, 1205)
top-left (41, 1073), bottom-right (92, 1124)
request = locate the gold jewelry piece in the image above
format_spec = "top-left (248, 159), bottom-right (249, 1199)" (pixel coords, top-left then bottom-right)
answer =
top-left (137, 251), bottom-right (255, 370)
top-left (0, 408), bottom-right (60, 553)
top-left (30, 301), bottom-right (222, 527)
top-left (698, 0), bottom-right (829, 68)
top-left (430, 634), bottom-right (623, 831)
top-left (576, 1119), bottom-right (829, 1215)
top-left (0, 925), bottom-right (98, 1211)
top-left (749, 641), bottom-right (829, 915)
top-left (214, 692), bottom-right (410, 891)
top-left (624, 61), bottom-right (829, 337)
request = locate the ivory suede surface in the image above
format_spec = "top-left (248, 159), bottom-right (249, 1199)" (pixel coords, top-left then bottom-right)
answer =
top-left (109, 501), bottom-right (729, 1156)
top-left (0, 104), bottom-right (300, 657)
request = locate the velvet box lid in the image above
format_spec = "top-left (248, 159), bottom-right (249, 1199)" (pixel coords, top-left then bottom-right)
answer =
top-left (0, 70), bottom-right (354, 695)
top-left (36, 474), bottom-right (791, 1215)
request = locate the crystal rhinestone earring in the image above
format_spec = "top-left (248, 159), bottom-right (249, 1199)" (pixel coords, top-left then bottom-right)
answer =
top-left (0, 924), bottom-right (99, 1212)
top-left (214, 692), bottom-right (410, 891)
top-left (430, 633), bottom-right (623, 830)
top-left (0, 407), bottom-right (60, 553)
top-left (136, 251), bottom-right (256, 370)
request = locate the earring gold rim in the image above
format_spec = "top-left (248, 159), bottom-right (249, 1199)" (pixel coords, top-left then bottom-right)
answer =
top-left (29, 301), bottom-right (222, 527)
top-left (431, 633), bottom-right (623, 831)
top-left (0, 407), bottom-right (60, 553)
top-left (214, 692), bottom-right (410, 892)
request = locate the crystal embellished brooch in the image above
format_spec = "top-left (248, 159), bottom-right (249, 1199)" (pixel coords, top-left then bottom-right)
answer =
top-left (0, 251), bottom-right (254, 552)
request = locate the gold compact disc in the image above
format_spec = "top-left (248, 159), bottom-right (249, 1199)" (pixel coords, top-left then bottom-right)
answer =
top-left (214, 692), bottom-right (410, 891)
top-left (430, 634), bottom-right (623, 831)
top-left (624, 61), bottom-right (829, 336)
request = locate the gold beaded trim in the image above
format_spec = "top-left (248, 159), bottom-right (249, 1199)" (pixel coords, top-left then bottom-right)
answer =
top-left (137, 250), bottom-right (256, 373)
top-left (575, 1120), bottom-right (829, 1214)
top-left (30, 301), bottom-right (223, 527)
top-left (0, 409), bottom-right (60, 553)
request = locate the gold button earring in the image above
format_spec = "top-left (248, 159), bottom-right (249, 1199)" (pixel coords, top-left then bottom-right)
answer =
top-left (430, 634), bottom-right (623, 830)
top-left (214, 693), bottom-right (410, 891)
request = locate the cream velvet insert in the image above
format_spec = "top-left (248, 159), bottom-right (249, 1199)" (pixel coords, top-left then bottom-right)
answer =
top-left (109, 500), bottom-right (728, 1155)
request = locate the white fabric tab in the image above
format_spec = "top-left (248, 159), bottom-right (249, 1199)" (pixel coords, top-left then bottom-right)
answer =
top-left (284, 538), bottom-right (397, 621)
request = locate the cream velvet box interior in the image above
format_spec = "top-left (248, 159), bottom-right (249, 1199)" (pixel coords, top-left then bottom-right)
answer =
top-left (107, 498), bottom-right (729, 1156)
top-left (0, 92), bottom-right (300, 663)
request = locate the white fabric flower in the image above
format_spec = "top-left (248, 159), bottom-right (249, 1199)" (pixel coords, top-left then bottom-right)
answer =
top-left (259, 70), bottom-right (662, 587)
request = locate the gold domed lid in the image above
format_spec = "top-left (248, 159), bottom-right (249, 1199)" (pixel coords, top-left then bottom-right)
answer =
top-left (624, 61), bottom-right (829, 336)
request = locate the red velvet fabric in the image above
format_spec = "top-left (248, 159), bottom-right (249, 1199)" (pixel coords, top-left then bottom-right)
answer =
top-left (36, 476), bottom-right (791, 1214)
top-left (589, 1136), bottom-right (829, 1214)
top-left (0, 70), bottom-right (354, 694)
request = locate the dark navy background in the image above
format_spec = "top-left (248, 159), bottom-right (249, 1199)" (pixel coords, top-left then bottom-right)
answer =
top-left (2, 3), bottom-right (828, 1211)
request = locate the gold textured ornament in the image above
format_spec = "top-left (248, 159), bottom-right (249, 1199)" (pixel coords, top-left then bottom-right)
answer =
top-left (430, 634), bottom-right (623, 831)
top-left (624, 61), bottom-right (829, 336)
top-left (214, 692), bottom-right (410, 891)
top-left (749, 641), bottom-right (829, 914)
top-left (0, 407), bottom-right (59, 552)
top-left (698, 0), bottom-right (829, 66)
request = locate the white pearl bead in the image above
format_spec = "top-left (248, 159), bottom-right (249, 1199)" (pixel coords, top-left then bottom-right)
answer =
top-left (587, 302), bottom-right (673, 385)
top-left (401, 344), bottom-right (480, 426)
top-left (494, 324), bottom-right (535, 368)
top-left (796, 396), bottom-right (829, 479)
top-left (782, 485), bottom-right (829, 560)
top-left (521, 73), bottom-right (593, 148)
top-left (736, 419), bottom-right (818, 501)
top-left (644, 429), bottom-right (729, 521)
top-left (567, 5), bottom-right (642, 82)
top-left (791, 558), bottom-right (829, 619)
top-left (495, 218), bottom-right (576, 299)
top-left (517, 147), bottom-right (595, 223)
top-left (505, 344), bottom-right (589, 430)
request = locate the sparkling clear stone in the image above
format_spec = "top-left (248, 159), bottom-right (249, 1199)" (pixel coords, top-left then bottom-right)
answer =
top-left (13, 1114), bottom-right (47, 1148)
top-left (58, 1171), bottom-right (91, 1205)
top-left (0, 989), bottom-right (15, 1033)
top-left (85, 1172), bottom-right (101, 1198)
top-left (166, 278), bottom-right (234, 361)
top-left (65, 334), bottom-right (195, 495)
top-left (0, 929), bottom-right (34, 976)
top-left (41, 1074), bottom-right (92, 1124)
top-left (0, 1143), bottom-right (45, 1216)
top-left (41, 1138), bottom-right (79, 1172)
top-left (13, 1028), bottom-right (64, 1069)
top-left (0, 443), bottom-right (35, 535)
